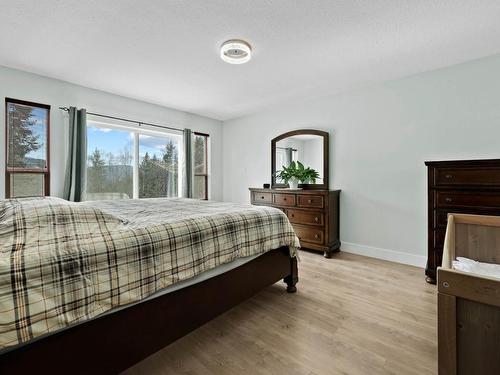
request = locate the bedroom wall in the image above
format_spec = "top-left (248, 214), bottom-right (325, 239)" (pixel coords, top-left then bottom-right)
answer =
top-left (222, 53), bottom-right (500, 267)
top-left (0, 65), bottom-right (223, 200)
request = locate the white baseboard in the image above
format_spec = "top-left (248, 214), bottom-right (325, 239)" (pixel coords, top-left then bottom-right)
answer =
top-left (340, 241), bottom-right (426, 268)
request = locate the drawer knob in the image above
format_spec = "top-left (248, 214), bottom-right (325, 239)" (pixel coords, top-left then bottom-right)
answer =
top-left (445, 197), bottom-right (452, 203)
top-left (445, 174), bottom-right (453, 179)
top-left (308, 199), bottom-right (312, 203)
top-left (261, 196), bottom-right (265, 199)
top-left (314, 234), bottom-right (320, 239)
top-left (291, 214), bottom-right (294, 217)
top-left (283, 198), bottom-right (287, 201)
top-left (314, 217), bottom-right (319, 222)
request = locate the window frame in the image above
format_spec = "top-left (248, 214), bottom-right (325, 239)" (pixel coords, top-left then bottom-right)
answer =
top-left (5, 98), bottom-right (50, 198)
top-left (194, 132), bottom-right (209, 200)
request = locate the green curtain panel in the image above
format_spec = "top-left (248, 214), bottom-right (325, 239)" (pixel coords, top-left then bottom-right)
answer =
top-left (63, 107), bottom-right (87, 201)
top-left (182, 128), bottom-right (194, 198)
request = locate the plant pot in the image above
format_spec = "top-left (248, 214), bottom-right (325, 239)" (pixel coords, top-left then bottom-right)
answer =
top-left (288, 178), bottom-right (299, 189)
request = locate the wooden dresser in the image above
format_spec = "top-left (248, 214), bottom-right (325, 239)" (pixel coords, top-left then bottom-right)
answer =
top-left (425, 159), bottom-right (500, 283)
top-left (249, 188), bottom-right (341, 257)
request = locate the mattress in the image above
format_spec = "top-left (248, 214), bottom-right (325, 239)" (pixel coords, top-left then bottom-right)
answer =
top-left (0, 197), bottom-right (299, 349)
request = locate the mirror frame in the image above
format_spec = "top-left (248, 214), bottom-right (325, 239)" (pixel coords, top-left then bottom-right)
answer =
top-left (271, 129), bottom-right (329, 190)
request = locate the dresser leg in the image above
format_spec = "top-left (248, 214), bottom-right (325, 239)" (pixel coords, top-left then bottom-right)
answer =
top-left (425, 261), bottom-right (437, 284)
top-left (324, 242), bottom-right (341, 258)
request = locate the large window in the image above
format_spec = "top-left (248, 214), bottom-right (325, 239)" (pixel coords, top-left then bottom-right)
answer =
top-left (139, 133), bottom-right (179, 198)
top-left (86, 126), bottom-right (134, 200)
top-left (5, 98), bottom-right (50, 198)
top-left (86, 120), bottom-right (181, 200)
top-left (193, 132), bottom-right (209, 200)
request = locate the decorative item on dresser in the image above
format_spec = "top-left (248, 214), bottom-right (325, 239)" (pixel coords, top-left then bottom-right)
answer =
top-left (261, 128), bottom-right (340, 258)
top-left (272, 129), bottom-right (329, 190)
top-left (250, 188), bottom-right (341, 258)
top-left (425, 159), bottom-right (500, 284)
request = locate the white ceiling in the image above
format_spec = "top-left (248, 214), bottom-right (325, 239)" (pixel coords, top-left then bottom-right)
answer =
top-left (1, 1), bottom-right (500, 121)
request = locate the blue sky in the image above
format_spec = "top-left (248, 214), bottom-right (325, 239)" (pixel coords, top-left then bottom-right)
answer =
top-left (87, 123), bottom-right (180, 165)
top-left (87, 126), bottom-right (133, 160)
top-left (17, 108), bottom-right (179, 165)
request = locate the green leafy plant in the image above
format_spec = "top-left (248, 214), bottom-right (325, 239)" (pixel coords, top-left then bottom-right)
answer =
top-left (301, 165), bottom-right (320, 184)
top-left (275, 161), bottom-right (320, 184)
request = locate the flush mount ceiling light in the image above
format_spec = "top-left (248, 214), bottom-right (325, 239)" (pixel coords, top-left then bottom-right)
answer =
top-left (220, 39), bottom-right (252, 64)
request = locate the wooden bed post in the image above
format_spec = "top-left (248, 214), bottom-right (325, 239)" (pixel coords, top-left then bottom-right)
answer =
top-left (284, 256), bottom-right (298, 293)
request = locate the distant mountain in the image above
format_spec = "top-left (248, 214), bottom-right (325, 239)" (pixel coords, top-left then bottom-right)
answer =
top-left (14, 156), bottom-right (46, 169)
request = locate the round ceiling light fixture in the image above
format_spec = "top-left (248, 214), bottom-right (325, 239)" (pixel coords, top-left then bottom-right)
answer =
top-left (220, 39), bottom-right (252, 64)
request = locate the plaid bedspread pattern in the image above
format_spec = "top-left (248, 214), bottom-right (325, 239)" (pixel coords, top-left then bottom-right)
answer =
top-left (0, 197), bottom-right (299, 349)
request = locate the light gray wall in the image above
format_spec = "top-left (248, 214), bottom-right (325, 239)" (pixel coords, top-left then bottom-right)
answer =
top-left (0, 65), bottom-right (223, 200)
top-left (222, 54), bottom-right (500, 266)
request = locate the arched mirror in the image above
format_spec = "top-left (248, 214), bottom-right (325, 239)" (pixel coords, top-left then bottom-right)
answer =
top-left (271, 129), bottom-right (329, 190)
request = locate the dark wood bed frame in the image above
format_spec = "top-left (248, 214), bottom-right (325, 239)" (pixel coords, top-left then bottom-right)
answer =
top-left (0, 247), bottom-right (297, 374)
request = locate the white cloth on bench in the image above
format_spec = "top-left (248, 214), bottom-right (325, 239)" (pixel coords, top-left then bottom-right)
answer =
top-left (453, 257), bottom-right (500, 279)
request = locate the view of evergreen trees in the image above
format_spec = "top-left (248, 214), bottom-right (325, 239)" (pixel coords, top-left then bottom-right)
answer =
top-left (87, 140), bottom-right (178, 199)
top-left (6, 102), bottom-right (48, 198)
top-left (7, 104), bottom-right (44, 168)
top-left (139, 140), bottom-right (178, 198)
top-left (8, 105), bottom-right (196, 200)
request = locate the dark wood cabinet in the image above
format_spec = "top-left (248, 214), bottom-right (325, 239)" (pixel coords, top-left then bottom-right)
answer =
top-left (250, 188), bottom-right (341, 257)
top-left (425, 159), bottom-right (500, 283)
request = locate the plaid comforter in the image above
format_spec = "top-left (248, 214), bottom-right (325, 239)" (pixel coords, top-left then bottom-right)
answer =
top-left (0, 197), bottom-right (299, 349)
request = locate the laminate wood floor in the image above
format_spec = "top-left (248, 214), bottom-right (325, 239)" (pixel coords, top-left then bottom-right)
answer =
top-left (123, 251), bottom-right (437, 375)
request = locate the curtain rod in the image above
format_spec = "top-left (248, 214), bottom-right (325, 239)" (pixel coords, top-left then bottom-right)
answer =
top-left (59, 106), bottom-right (183, 133)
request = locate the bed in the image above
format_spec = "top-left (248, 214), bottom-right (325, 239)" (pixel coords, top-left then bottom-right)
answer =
top-left (438, 213), bottom-right (500, 375)
top-left (0, 197), bottom-right (299, 374)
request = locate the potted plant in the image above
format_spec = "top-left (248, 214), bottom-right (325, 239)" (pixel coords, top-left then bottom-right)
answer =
top-left (301, 166), bottom-right (320, 184)
top-left (275, 161), bottom-right (320, 188)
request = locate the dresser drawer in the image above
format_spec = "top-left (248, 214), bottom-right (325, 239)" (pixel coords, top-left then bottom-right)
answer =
top-left (434, 247), bottom-right (443, 270)
top-left (427, 246), bottom-right (443, 272)
top-left (252, 191), bottom-right (272, 204)
top-left (293, 225), bottom-right (324, 245)
top-left (288, 209), bottom-right (324, 226)
top-left (434, 167), bottom-right (500, 187)
top-left (434, 209), bottom-right (455, 229)
top-left (433, 229), bottom-right (446, 248)
top-left (436, 191), bottom-right (500, 209)
top-left (434, 208), bottom-right (500, 228)
top-left (273, 193), bottom-right (296, 207)
top-left (297, 194), bottom-right (324, 208)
